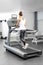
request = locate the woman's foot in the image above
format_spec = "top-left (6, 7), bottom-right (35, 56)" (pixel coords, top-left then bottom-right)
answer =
top-left (22, 43), bottom-right (29, 49)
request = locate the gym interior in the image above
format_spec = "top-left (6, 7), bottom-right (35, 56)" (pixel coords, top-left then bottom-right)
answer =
top-left (0, 0), bottom-right (43, 65)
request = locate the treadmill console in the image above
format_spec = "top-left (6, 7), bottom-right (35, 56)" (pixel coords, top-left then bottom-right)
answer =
top-left (7, 14), bottom-right (17, 27)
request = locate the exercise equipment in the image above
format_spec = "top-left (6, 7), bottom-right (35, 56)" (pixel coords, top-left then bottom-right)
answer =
top-left (4, 14), bottom-right (42, 59)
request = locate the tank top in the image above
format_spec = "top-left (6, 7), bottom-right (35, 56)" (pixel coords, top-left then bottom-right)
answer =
top-left (19, 19), bottom-right (26, 30)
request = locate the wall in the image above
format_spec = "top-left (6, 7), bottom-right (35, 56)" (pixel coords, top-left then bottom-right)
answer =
top-left (38, 12), bottom-right (43, 34)
top-left (0, 0), bottom-right (21, 12)
top-left (21, 0), bottom-right (34, 29)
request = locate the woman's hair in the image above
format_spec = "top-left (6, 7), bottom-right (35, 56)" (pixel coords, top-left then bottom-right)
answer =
top-left (19, 11), bottom-right (23, 16)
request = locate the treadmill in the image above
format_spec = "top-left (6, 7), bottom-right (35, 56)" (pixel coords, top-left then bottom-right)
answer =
top-left (4, 14), bottom-right (42, 59)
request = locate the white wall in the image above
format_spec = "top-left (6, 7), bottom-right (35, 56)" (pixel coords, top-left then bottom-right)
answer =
top-left (21, 0), bottom-right (34, 29)
top-left (0, 0), bottom-right (21, 12)
top-left (38, 12), bottom-right (43, 34)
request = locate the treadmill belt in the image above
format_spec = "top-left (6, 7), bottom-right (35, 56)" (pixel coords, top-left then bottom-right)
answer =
top-left (11, 44), bottom-right (38, 54)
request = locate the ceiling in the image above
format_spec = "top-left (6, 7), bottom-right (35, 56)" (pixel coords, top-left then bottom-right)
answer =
top-left (0, 0), bottom-right (43, 12)
top-left (21, 0), bottom-right (43, 12)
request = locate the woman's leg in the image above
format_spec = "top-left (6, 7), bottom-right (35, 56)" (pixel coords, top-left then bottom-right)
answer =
top-left (20, 30), bottom-right (26, 46)
top-left (20, 30), bottom-right (29, 49)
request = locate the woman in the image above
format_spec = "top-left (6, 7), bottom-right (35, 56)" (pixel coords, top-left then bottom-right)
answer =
top-left (16, 11), bottom-right (29, 49)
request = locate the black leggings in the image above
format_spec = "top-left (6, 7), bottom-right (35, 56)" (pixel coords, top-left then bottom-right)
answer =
top-left (20, 30), bottom-right (26, 45)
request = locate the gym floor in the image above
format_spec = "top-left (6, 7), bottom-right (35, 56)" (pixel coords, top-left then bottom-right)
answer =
top-left (0, 39), bottom-right (43, 65)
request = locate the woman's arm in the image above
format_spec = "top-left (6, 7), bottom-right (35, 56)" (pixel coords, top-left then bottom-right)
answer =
top-left (16, 19), bottom-right (20, 27)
